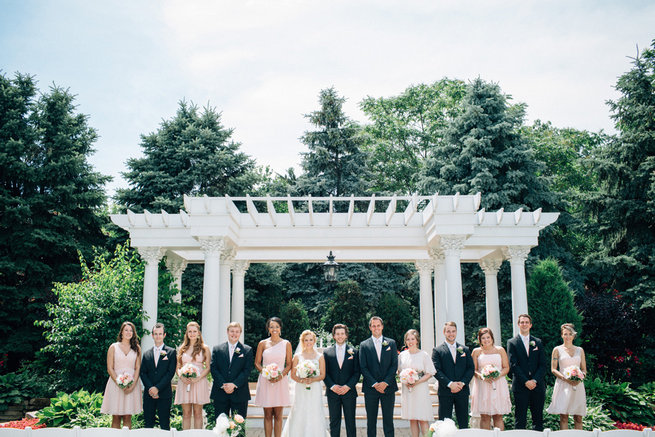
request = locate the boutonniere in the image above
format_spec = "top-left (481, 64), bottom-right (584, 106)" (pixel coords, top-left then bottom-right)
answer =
top-left (456, 346), bottom-right (464, 354)
top-left (160, 350), bottom-right (167, 357)
top-left (382, 340), bottom-right (389, 347)
top-left (530, 341), bottom-right (536, 348)
top-left (234, 347), bottom-right (241, 355)
top-left (347, 348), bottom-right (355, 356)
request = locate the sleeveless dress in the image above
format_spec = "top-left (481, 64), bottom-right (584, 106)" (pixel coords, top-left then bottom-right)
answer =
top-left (174, 350), bottom-right (210, 405)
top-left (547, 346), bottom-right (587, 416)
top-left (254, 340), bottom-right (291, 407)
top-left (281, 354), bottom-right (329, 437)
top-left (100, 343), bottom-right (143, 415)
top-left (398, 349), bottom-right (437, 421)
top-left (470, 352), bottom-right (511, 415)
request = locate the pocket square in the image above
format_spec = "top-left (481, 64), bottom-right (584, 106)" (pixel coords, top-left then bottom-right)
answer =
top-left (533, 347), bottom-right (538, 351)
top-left (238, 354), bottom-right (244, 358)
top-left (386, 346), bottom-right (391, 351)
top-left (347, 356), bottom-right (353, 360)
top-left (162, 357), bottom-right (168, 360)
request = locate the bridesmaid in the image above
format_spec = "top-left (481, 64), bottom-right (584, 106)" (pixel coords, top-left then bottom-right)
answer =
top-left (174, 322), bottom-right (211, 430)
top-left (397, 329), bottom-right (436, 437)
top-left (254, 317), bottom-right (293, 437)
top-left (470, 327), bottom-right (511, 430)
top-left (100, 321), bottom-right (143, 429)
top-left (547, 323), bottom-right (587, 429)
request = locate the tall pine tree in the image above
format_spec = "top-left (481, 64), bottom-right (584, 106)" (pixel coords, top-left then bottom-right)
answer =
top-left (0, 73), bottom-right (109, 369)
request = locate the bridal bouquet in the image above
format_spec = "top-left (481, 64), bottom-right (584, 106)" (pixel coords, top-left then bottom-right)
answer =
top-left (296, 360), bottom-right (318, 390)
top-left (480, 364), bottom-right (500, 390)
top-left (563, 365), bottom-right (584, 391)
top-left (214, 413), bottom-right (246, 437)
top-left (179, 363), bottom-right (199, 392)
top-left (262, 363), bottom-right (281, 380)
top-left (116, 372), bottom-right (134, 389)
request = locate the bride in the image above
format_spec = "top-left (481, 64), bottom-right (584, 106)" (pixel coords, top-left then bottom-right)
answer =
top-left (281, 330), bottom-right (329, 437)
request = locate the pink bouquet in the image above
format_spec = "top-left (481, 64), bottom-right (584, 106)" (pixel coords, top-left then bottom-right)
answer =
top-left (116, 372), bottom-right (134, 389)
top-left (480, 364), bottom-right (500, 390)
top-left (563, 365), bottom-right (584, 390)
top-left (399, 368), bottom-right (421, 392)
top-left (262, 363), bottom-right (280, 381)
top-left (180, 363), bottom-right (199, 392)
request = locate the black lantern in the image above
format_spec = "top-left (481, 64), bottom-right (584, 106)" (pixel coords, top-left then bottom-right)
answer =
top-left (323, 251), bottom-right (339, 283)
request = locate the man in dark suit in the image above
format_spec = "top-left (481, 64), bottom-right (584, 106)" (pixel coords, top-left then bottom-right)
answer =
top-left (324, 324), bottom-right (360, 437)
top-left (210, 322), bottom-right (254, 418)
top-left (359, 316), bottom-right (398, 437)
top-left (507, 313), bottom-right (547, 431)
top-left (141, 322), bottom-right (177, 430)
top-left (431, 321), bottom-right (474, 429)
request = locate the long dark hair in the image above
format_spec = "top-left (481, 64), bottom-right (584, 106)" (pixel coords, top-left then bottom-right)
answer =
top-left (117, 321), bottom-right (140, 354)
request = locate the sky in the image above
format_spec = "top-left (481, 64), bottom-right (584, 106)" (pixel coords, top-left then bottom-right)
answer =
top-left (1, 0), bottom-right (654, 198)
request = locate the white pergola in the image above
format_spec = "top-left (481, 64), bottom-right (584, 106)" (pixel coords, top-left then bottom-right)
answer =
top-left (111, 193), bottom-right (558, 351)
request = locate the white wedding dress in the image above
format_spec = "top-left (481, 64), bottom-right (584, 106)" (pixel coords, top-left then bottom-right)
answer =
top-left (281, 354), bottom-right (329, 437)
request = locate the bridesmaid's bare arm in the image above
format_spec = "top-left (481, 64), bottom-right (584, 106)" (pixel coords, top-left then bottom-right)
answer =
top-left (106, 344), bottom-right (118, 382)
top-left (499, 346), bottom-right (510, 377)
top-left (197, 346), bottom-right (212, 379)
top-left (254, 340), bottom-right (266, 373)
top-left (283, 341), bottom-right (293, 376)
top-left (550, 347), bottom-right (565, 380)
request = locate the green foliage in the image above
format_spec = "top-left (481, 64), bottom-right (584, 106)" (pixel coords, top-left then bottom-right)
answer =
top-left (36, 243), bottom-right (183, 392)
top-left (279, 299), bottom-right (311, 351)
top-left (37, 390), bottom-right (104, 428)
top-left (585, 376), bottom-right (655, 425)
top-left (244, 263), bottom-right (285, 348)
top-left (526, 258), bottom-right (583, 355)
top-left (374, 293), bottom-right (416, 349)
top-left (321, 280), bottom-right (371, 346)
top-left (295, 87), bottom-right (371, 197)
top-left (0, 72), bottom-right (110, 369)
top-left (115, 101), bottom-right (260, 212)
top-left (0, 373), bottom-right (23, 412)
top-left (360, 79), bottom-right (467, 194)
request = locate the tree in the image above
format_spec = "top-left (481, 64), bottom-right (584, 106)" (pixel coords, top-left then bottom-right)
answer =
top-left (243, 263), bottom-right (285, 348)
top-left (0, 73), bottom-right (110, 370)
top-left (279, 299), bottom-right (311, 352)
top-left (375, 293), bottom-right (416, 350)
top-left (36, 244), bottom-right (183, 391)
top-left (360, 79), bottom-right (467, 194)
top-left (115, 101), bottom-right (260, 213)
top-left (526, 258), bottom-right (583, 356)
top-left (321, 280), bottom-right (370, 346)
top-left (295, 88), bottom-right (371, 198)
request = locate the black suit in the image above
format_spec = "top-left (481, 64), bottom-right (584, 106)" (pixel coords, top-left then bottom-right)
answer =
top-left (141, 344), bottom-right (177, 429)
top-left (359, 336), bottom-right (398, 437)
top-left (324, 343), bottom-right (360, 437)
top-left (210, 341), bottom-right (254, 417)
top-left (507, 334), bottom-right (547, 431)
top-left (432, 342), bottom-right (474, 429)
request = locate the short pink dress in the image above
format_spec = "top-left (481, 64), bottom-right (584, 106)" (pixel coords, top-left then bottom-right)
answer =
top-left (100, 343), bottom-right (143, 415)
top-left (470, 352), bottom-right (511, 415)
top-left (254, 340), bottom-right (291, 407)
top-left (174, 350), bottom-right (210, 405)
top-left (547, 346), bottom-right (586, 416)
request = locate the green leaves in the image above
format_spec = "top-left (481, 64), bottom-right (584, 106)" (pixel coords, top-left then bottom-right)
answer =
top-left (37, 390), bottom-right (104, 428)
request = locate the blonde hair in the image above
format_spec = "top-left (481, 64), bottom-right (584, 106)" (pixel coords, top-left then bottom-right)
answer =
top-left (561, 323), bottom-right (577, 338)
top-left (404, 329), bottom-right (420, 347)
top-left (178, 321), bottom-right (206, 367)
top-left (299, 330), bottom-right (316, 350)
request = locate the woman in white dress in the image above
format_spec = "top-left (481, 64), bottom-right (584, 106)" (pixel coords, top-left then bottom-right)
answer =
top-left (547, 323), bottom-right (587, 429)
top-left (398, 329), bottom-right (436, 437)
top-left (281, 330), bottom-right (329, 437)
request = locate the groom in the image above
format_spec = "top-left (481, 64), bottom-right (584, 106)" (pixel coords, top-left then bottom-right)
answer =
top-left (359, 316), bottom-right (398, 437)
top-left (507, 314), bottom-right (547, 431)
top-left (432, 321), bottom-right (474, 429)
top-left (324, 324), bottom-right (360, 437)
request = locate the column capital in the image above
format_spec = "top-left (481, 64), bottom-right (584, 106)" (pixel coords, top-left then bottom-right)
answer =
top-left (415, 260), bottom-right (433, 274)
top-left (199, 237), bottom-right (225, 256)
top-left (479, 257), bottom-right (503, 275)
top-left (429, 247), bottom-right (445, 263)
top-left (165, 256), bottom-right (188, 278)
top-left (221, 248), bottom-right (236, 263)
top-left (504, 245), bottom-right (531, 262)
top-left (137, 247), bottom-right (164, 265)
top-left (232, 260), bottom-right (250, 276)
top-left (440, 235), bottom-right (467, 255)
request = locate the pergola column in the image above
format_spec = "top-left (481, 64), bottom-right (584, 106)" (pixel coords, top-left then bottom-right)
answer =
top-left (219, 249), bottom-right (235, 344)
top-left (231, 261), bottom-right (250, 343)
top-left (505, 246), bottom-right (531, 337)
top-left (138, 247), bottom-right (164, 351)
top-left (165, 255), bottom-right (188, 304)
top-left (431, 248), bottom-right (447, 345)
top-left (200, 237), bottom-right (224, 350)
top-left (415, 260), bottom-right (434, 352)
top-left (479, 256), bottom-right (503, 345)
top-left (441, 235), bottom-right (467, 344)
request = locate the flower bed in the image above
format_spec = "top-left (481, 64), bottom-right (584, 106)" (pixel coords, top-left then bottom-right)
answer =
top-left (0, 417), bottom-right (46, 429)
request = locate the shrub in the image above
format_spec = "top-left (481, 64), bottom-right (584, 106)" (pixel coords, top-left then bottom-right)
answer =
top-left (584, 376), bottom-right (655, 425)
top-left (37, 390), bottom-right (104, 428)
top-left (280, 299), bottom-right (311, 351)
top-left (375, 292), bottom-right (415, 349)
top-left (322, 280), bottom-right (370, 346)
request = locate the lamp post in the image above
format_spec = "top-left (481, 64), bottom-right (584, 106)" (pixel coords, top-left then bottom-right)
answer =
top-left (323, 251), bottom-right (339, 284)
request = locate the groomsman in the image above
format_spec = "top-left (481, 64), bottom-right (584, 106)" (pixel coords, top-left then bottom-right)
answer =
top-left (432, 321), bottom-right (474, 429)
top-left (210, 322), bottom-right (254, 417)
top-left (507, 314), bottom-right (547, 431)
top-left (359, 316), bottom-right (398, 437)
top-left (324, 324), bottom-right (360, 437)
top-left (141, 323), bottom-right (177, 430)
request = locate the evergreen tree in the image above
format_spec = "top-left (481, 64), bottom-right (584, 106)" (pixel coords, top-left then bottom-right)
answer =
top-left (280, 299), bottom-right (311, 351)
top-left (115, 101), bottom-right (260, 212)
top-left (375, 293), bottom-right (416, 350)
top-left (0, 73), bottom-right (109, 369)
top-left (295, 88), bottom-right (370, 198)
top-left (526, 258), bottom-right (583, 356)
top-left (321, 280), bottom-right (370, 346)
